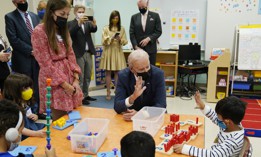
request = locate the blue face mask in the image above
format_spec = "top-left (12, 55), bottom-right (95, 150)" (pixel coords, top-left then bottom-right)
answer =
top-left (217, 118), bottom-right (227, 130)
top-left (38, 9), bottom-right (45, 19)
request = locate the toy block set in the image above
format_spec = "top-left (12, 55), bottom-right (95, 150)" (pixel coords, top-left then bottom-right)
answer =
top-left (156, 114), bottom-right (203, 155)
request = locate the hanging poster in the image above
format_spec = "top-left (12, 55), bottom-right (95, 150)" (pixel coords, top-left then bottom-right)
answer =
top-left (170, 10), bottom-right (199, 45)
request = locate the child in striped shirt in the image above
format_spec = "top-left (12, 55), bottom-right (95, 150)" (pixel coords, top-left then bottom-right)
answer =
top-left (173, 91), bottom-right (251, 157)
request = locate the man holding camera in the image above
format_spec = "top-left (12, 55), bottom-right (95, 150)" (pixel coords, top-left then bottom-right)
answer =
top-left (68, 5), bottom-right (97, 105)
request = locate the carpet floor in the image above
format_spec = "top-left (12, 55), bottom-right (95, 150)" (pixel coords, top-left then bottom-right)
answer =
top-left (83, 95), bottom-right (114, 109)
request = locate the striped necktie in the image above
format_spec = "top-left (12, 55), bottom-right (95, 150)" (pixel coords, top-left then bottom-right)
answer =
top-left (24, 13), bottom-right (33, 34)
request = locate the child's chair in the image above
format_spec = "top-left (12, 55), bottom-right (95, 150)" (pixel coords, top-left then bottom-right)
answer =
top-left (239, 136), bottom-right (252, 157)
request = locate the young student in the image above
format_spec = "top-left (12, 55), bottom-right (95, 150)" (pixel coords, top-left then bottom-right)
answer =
top-left (173, 91), bottom-right (252, 156)
top-left (3, 73), bottom-right (46, 140)
top-left (120, 131), bottom-right (155, 157)
top-left (0, 99), bottom-right (56, 157)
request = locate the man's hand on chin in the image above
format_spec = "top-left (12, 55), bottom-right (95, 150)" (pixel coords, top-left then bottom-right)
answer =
top-left (122, 109), bottom-right (137, 121)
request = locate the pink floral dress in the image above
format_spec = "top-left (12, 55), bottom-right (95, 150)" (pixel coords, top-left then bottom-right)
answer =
top-left (32, 24), bottom-right (83, 113)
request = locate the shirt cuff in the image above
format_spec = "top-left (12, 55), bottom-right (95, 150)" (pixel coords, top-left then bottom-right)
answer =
top-left (201, 105), bottom-right (211, 115)
top-left (125, 97), bottom-right (133, 107)
top-left (181, 144), bottom-right (191, 155)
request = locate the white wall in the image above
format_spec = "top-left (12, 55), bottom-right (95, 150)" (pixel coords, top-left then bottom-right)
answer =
top-left (205, 0), bottom-right (261, 61)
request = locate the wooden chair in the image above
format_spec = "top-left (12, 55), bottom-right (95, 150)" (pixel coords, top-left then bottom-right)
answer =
top-left (239, 136), bottom-right (252, 157)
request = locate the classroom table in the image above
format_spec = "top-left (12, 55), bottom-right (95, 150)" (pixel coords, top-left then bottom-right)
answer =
top-left (21, 106), bottom-right (205, 157)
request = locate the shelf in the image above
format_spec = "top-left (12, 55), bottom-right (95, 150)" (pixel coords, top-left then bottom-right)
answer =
top-left (165, 79), bottom-right (175, 82)
top-left (160, 64), bottom-right (176, 67)
top-left (217, 74), bottom-right (228, 76)
top-left (216, 85), bottom-right (227, 87)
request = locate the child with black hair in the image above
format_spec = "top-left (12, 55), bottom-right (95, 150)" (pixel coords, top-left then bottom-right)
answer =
top-left (0, 99), bottom-right (56, 157)
top-left (173, 91), bottom-right (252, 157)
top-left (120, 131), bottom-right (155, 157)
top-left (3, 73), bottom-right (46, 140)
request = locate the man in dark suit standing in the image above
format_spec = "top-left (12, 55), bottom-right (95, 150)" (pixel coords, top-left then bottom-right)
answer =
top-left (114, 49), bottom-right (166, 121)
top-left (5, 0), bottom-right (41, 116)
top-left (68, 5), bottom-right (97, 105)
top-left (130, 0), bottom-right (162, 65)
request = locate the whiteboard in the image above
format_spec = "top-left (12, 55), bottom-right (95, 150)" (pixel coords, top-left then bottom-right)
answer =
top-left (93, 0), bottom-right (207, 49)
top-left (205, 0), bottom-right (261, 61)
top-left (238, 27), bottom-right (261, 70)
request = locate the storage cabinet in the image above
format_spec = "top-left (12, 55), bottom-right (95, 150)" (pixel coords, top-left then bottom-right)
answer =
top-left (124, 50), bottom-right (178, 97)
top-left (207, 50), bottom-right (231, 102)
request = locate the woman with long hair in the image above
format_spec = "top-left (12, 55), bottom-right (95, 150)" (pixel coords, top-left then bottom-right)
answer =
top-left (31, 0), bottom-right (83, 121)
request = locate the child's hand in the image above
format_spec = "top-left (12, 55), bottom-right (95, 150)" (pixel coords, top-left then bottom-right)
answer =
top-left (45, 147), bottom-right (57, 157)
top-left (194, 91), bottom-right (205, 110)
top-left (173, 144), bottom-right (184, 154)
top-left (37, 130), bottom-right (47, 138)
top-left (28, 113), bottom-right (38, 121)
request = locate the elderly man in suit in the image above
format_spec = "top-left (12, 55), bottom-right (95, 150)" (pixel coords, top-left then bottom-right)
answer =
top-left (114, 49), bottom-right (166, 121)
top-left (5, 0), bottom-right (41, 117)
top-left (68, 5), bottom-right (97, 105)
top-left (130, 0), bottom-right (162, 66)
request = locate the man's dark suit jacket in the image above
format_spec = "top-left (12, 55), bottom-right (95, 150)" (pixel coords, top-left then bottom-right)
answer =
top-left (68, 19), bottom-right (97, 57)
top-left (114, 65), bottom-right (166, 114)
top-left (5, 9), bottom-right (40, 76)
top-left (129, 11), bottom-right (162, 54)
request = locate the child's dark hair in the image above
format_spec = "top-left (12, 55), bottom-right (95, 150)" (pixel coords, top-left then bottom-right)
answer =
top-left (121, 131), bottom-right (155, 157)
top-left (3, 73), bottom-right (34, 105)
top-left (0, 99), bottom-right (24, 137)
top-left (215, 96), bottom-right (247, 124)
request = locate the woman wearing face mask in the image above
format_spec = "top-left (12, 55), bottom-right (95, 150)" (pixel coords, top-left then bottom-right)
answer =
top-left (3, 73), bottom-right (46, 140)
top-left (99, 10), bottom-right (128, 100)
top-left (31, 0), bottom-right (83, 121)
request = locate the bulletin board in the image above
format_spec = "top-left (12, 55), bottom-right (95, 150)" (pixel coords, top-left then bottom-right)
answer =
top-left (205, 0), bottom-right (261, 61)
top-left (149, 0), bottom-right (207, 49)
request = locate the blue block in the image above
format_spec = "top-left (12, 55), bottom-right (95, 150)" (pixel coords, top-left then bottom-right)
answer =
top-left (245, 128), bottom-right (261, 137)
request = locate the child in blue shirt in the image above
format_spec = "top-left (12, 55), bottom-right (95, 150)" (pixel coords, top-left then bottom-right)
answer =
top-left (3, 73), bottom-right (45, 140)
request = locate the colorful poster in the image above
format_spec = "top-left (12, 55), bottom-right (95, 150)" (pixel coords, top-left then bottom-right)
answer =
top-left (219, 0), bottom-right (257, 13)
top-left (170, 10), bottom-right (199, 45)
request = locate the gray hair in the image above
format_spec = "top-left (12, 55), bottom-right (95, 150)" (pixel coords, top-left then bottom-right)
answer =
top-left (128, 49), bottom-right (149, 68)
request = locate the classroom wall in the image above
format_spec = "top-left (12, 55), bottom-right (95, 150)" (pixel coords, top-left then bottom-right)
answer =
top-left (0, 1), bottom-right (16, 41)
top-left (93, 0), bottom-right (137, 46)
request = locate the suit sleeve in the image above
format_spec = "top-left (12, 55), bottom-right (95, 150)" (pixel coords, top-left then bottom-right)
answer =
top-left (148, 13), bottom-right (162, 43)
top-left (129, 15), bottom-right (138, 49)
top-left (5, 14), bottom-right (32, 57)
top-left (114, 71), bottom-right (128, 114)
top-left (153, 70), bottom-right (166, 108)
top-left (67, 35), bottom-right (81, 75)
top-left (87, 21), bottom-right (97, 33)
top-left (68, 20), bottom-right (81, 37)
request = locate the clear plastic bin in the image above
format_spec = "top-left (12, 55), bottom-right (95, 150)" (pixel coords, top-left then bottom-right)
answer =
top-left (131, 107), bottom-right (166, 137)
top-left (68, 118), bottom-right (109, 154)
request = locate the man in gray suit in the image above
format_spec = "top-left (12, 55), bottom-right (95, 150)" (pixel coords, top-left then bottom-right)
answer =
top-left (5, 0), bottom-right (41, 117)
top-left (130, 0), bottom-right (162, 65)
top-left (68, 5), bottom-right (97, 105)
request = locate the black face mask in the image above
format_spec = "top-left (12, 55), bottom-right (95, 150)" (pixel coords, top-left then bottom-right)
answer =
top-left (55, 16), bottom-right (68, 29)
top-left (137, 68), bottom-right (151, 81)
top-left (17, 2), bottom-right (28, 12)
top-left (139, 7), bottom-right (147, 15)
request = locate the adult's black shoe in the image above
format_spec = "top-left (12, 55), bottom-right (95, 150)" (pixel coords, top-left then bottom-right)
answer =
top-left (85, 96), bottom-right (97, 101)
top-left (82, 99), bottom-right (90, 105)
top-left (38, 113), bottom-right (47, 120)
